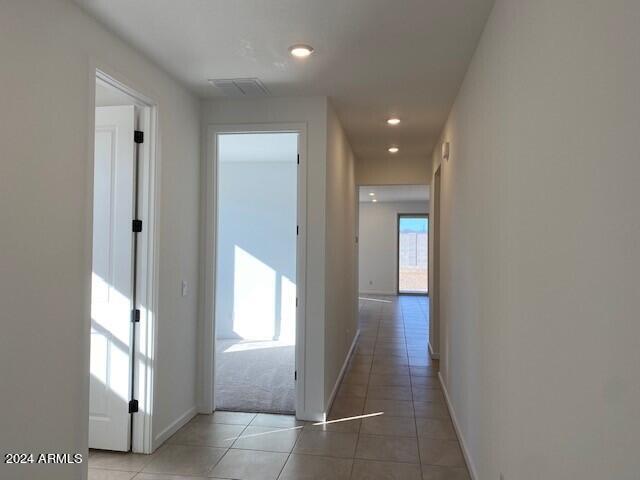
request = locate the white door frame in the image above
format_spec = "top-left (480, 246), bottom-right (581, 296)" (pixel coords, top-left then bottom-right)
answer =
top-left (86, 67), bottom-right (160, 453)
top-left (429, 166), bottom-right (442, 360)
top-left (200, 123), bottom-right (308, 417)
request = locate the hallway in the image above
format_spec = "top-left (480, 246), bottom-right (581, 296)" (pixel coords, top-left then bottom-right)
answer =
top-left (88, 295), bottom-right (468, 479)
top-left (5, 2), bottom-right (640, 478)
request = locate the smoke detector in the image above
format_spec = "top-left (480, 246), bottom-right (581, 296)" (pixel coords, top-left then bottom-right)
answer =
top-left (208, 78), bottom-right (270, 97)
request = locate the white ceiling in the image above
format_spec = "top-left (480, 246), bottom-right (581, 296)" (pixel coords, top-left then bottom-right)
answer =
top-left (75, 0), bottom-right (494, 165)
top-left (359, 185), bottom-right (429, 203)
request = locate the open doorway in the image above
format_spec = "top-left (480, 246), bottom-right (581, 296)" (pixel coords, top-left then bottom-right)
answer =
top-left (89, 72), bottom-right (157, 453)
top-left (397, 214), bottom-right (429, 295)
top-left (357, 185), bottom-right (429, 296)
top-left (213, 130), bottom-right (300, 414)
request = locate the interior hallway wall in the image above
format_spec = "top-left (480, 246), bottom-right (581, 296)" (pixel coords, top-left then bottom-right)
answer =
top-left (201, 97), bottom-right (329, 420)
top-left (202, 97), bottom-right (358, 419)
top-left (324, 102), bottom-right (358, 408)
top-left (432, 0), bottom-right (640, 478)
top-left (356, 156), bottom-right (430, 185)
top-left (359, 201), bottom-right (429, 295)
top-left (0, 0), bottom-right (201, 478)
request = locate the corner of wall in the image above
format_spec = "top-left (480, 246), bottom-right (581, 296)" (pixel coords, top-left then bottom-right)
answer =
top-left (324, 329), bottom-right (360, 416)
top-left (323, 102), bottom-right (358, 410)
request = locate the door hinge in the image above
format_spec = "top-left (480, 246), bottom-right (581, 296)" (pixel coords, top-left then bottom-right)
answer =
top-left (128, 399), bottom-right (139, 413)
top-left (294, 370), bottom-right (297, 381)
top-left (134, 130), bottom-right (144, 144)
top-left (131, 309), bottom-right (140, 323)
top-left (296, 225), bottom-right (299, 235)
top-left (297, 153), bottom-right (300, 165)
top-left (296, 297), bottom-right (298, 307)
top-left (132, 219), bottom-right (142, 233)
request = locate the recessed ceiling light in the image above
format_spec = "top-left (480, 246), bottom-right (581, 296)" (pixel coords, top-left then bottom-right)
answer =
top-left (387, 118), bottom-right (401, 125)
top-left (369, 192), bottom-right (375, 196)
top-left (388, 146), bottom-right (399, 153)
top-left (372, 199), bottom-right (378, 203)
top-left (289, 44), bottom-right (314, 58)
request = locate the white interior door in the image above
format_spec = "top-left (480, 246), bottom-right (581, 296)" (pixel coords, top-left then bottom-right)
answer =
top-left (89, 105), bottom-right (136, 451)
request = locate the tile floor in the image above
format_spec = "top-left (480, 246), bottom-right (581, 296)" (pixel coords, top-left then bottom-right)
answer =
top-left (89, 295), bottom-right (470, 480)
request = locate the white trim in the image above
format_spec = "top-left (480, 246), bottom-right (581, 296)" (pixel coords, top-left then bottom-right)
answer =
top-left (438, 372), bottom-right (478, 480)
top-left (428, 341), bottom-right (440, 360)
top-left (429, 165), bottom-right (442, 366)
top-left (295, 127), bottom-right (308, 418)
top-left (88, 65), bottom-right (160, 454)
top-left (152, 406), bottom-right (197, 451)
top-left (198, 124), bottom-right (216, 413)
top-left (324, 330), bottom-right (360, 420)
top-left (359, 290), bottom-right (396, 296)
top-left (200, 123), bottom-right (308, 418)
top-left (132, 100), bottom-right (160, 455)
top-left (83, 61), bottom-right (97, 460)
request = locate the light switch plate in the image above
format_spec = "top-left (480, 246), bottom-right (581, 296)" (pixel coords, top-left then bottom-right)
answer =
top-left (442, 141), bottom-right (450, 161)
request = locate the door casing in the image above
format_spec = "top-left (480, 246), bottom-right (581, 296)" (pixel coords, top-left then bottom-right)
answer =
top-left (201, 123), bottom-right (308, 419)
top-left (429, 166), bottom-right (442, 359)
top-left (85, 67), bottom-right (159, 454)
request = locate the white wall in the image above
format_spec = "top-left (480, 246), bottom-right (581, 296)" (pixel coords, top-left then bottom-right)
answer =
top-left (324, 102), bottom-right (358, 408)
top-left (201, 98), bottom-right (358, 418)
top-left (432, 0), bottom-right (640, 478)
top-left (0, 1), bottom-right (201, 478)
top-left (215, 141), bottom-right (297, 340)
top-left (359, 201), bottom-right (429, 295)
top-left (356, 156), bottom-right (430, 185)
top-left (202, 97), bottom-right (328, 419)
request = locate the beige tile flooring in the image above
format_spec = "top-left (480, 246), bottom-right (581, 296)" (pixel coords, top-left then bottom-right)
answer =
top-left (89, 295), bottom-right (470, 480)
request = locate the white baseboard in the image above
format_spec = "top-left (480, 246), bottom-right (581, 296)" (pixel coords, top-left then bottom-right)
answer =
top-left (296, 410), bottom-right (325, 423)
top-left (438, 372), bottom-right (478, 480)
top-left (197, 405), bottom-right (211, 415)
top-left (358, 290), bottom-right (395, 296)
top-left (428, 341), bottom-right (440, 360)
top-left (152, 406), bottom-right (197, 451)
top-left (324, 329), bottom-right (360, 419)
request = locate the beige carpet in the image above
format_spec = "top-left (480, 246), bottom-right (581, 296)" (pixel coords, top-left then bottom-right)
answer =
top-left (215, 339), bottom-right (295, 414)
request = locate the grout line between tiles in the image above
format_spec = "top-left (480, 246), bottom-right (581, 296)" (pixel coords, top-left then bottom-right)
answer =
top-left (104, 296), bottom-right (456, 480)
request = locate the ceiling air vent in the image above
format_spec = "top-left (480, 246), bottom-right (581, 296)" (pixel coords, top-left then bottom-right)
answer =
top-left (208, 78), bottom-right (270, 97)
